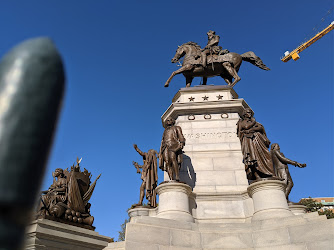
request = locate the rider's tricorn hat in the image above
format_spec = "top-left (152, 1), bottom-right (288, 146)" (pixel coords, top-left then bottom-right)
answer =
top-left (207, 30), bottom-right (216, 35)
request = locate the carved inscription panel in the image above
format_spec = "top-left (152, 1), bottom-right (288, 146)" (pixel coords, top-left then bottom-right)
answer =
top-left (183, 130), bottom-right (238, 144)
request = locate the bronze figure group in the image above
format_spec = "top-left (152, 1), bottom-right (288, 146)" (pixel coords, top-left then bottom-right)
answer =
top-left (165, 30), bottom-right (270, 88)
top-left (237, 108), bottom-right (306, 200)
top-left (37, 158), bottom-right (101, 229)
top-left (131, 117), bottom-right (186, 208)
top-left (237, 108), bottom-right (274, 180)
top-left (130, 108), bottom-right (306, 207)
top-left (35, 30), bottom-right (307, 229)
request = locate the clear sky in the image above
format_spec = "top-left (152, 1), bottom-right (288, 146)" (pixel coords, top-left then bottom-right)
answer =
top-left (0, 0), bottom-right (333, 239)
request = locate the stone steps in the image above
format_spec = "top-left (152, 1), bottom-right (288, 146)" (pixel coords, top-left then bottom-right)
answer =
top-left (109, 215), bottom-right (334, 250)
top-left (104, 241), bottom-right (125, 250)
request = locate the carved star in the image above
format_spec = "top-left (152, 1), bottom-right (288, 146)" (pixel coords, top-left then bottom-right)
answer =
top-left (189, 96), bottom-right (195, 102)
top-left (217, 95), bottom-right (223, 100)
top-left (202, 96), bottom-right (209, 101)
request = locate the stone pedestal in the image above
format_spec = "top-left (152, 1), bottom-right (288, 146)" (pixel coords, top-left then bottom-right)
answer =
top-left (161, 85), bottom-right (253, 222)
top-left (107, 212), bottom-right (334, 250)
top-left (105, 86), bottom-right (334, 250)
top-left (289, 203), bottom-right (307, 215)
top-left (128, 206), bottom-right (158, 220)
top-left (248, 180), bottom-right (294, 221)
top-left (128, 207), bottom-right (150, 218)
top-left (156, 182), bottom-right (194, 222)
top-left (25, 219), bottom-right (111, 249)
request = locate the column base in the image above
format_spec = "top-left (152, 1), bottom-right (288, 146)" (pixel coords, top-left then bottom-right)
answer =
top-left (24, 219), bottom-right (111, 249)
top-left (289, 203), bottom-right (307, 215)
top-left (156, 182), bottom-right (194, 222)
top-left (248, 180), bottom-right (294, 221)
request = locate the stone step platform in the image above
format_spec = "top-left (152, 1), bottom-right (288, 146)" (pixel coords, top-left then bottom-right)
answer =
top-left (105, 214), bottom-right (334, 250)
top-left (104, 241), bottom-right (125, 250)
top-left (25, 219), bottom-right (112, 250)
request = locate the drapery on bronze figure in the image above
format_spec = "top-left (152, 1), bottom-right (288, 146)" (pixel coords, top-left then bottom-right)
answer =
top-left (237, 108), bottom-right (276, 181)
top-left (132, 144), bottom-right (158, 208)
top-left (165, 30), bottom-right (270, 88)
top-left (38, 158), bottom-right (101, 229)
top-left (159, 117), bottom-right (185, 181)
top-left (271, 143), bottom-right (306, 201)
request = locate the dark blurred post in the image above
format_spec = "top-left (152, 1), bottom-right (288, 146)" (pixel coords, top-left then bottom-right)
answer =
top-left (0, 38), bottom-right (65, 249)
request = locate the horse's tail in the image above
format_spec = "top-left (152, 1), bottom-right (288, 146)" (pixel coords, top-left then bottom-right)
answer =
top-left (241, 51), bottom-right (270, 70)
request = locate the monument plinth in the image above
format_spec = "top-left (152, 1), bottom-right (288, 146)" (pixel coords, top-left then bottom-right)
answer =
top-left (156, 182), bottom-right (194, 222)
top-left (128, 207), bottom-right (151, 218)
top-left (106, 85), bottom-right (334, 250)
top-left (162, 85), bottom-right (254, 223)
top-left (247, 180), bottom-right (294, 221)
top-left (25, 219), bottom-right (111, 250)
top-left (289, 203), bottom-right (307, 215)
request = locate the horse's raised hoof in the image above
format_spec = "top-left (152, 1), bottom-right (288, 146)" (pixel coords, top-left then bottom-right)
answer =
top-left (231, 77), bottom-right (241, 88)
top-left (164, 82), bottom-right (169, 88)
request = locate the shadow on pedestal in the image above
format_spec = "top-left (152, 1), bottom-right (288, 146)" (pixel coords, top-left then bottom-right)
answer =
top-left (179, 154), bottom-right (196, 189)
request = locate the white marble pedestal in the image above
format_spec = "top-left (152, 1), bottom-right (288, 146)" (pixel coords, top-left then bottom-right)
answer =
top-left (25, 219), bottom-right (111, 249)
top-left (156, 182), bottom-right (194, 222)
top-left (128, 206), bottom-right (157, 219)
top-left (289, 203), bottom-right (307, 215)
top-left (105, 86), bottom-right (334, 250)
top-left (248, 180), bottom-right (294, 221)
top-left (161, 85), bottom-right (253, 223)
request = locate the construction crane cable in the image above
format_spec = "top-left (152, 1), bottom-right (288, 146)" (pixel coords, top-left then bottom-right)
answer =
top-left (303, 6), bottom-right (334, 44)
top-left (281, 6), bottom-right (334, 62)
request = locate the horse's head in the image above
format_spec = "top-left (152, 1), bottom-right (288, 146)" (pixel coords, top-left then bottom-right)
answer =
top-left (171, 45), bottom-right (186, 63)
top-left (171, 42), bottom-right (201, 64)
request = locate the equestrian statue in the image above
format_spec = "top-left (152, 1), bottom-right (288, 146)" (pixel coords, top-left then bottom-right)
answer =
top-left (165, 30), bottom-right (270, 88)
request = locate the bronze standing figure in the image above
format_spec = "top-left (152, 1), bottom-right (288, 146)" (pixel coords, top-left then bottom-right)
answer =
top-left (271, 143), bottom-right (306, 201)
top-left (159, 117), bottom-right (185, 181)
top-left (165, 30), bottom-right (270, 88)
top-left (237, 108), bottom-right (275, 181)
top-left (133, 144), bottom-right (158, 207)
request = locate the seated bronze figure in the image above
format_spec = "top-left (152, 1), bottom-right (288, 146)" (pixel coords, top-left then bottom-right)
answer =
top-left (38, 158), bottom-right (101, 229)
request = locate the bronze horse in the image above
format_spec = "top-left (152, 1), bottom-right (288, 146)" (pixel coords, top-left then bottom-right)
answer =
top-left (165, 42), bottom-right (270, 88)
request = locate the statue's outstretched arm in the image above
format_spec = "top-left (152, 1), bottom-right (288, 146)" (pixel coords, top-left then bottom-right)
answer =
top-left (134, 144), bottom-right (145, 157)
top-left (275, 151), bottom-right (298, 166)
top-left (296, 163), bottom-right (307, 168)
top-left (133, 161), bottom-right (142, 174)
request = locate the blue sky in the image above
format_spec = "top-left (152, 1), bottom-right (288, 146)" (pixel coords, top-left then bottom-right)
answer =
top-left (0, 0), bottom-right (333, 239)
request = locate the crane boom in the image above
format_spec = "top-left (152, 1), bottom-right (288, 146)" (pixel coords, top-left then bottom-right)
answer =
top-left (281, 21), bottom-right (334, 62)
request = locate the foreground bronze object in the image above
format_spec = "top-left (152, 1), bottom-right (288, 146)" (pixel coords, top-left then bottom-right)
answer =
top-left (38, 158), bottom-right (101, 230)
top-left (271, 143), bottom-right (306, 201)
top-left (237, 108), bottom-right (275, 181)
top-left (132, 144), bottom-right (158, 207)
top-left (165, 30), bottom-right (270, 88)
top-left (0, 38), bottom-right (65, 249)
top-left (159, 117), bottom-right (185, 181)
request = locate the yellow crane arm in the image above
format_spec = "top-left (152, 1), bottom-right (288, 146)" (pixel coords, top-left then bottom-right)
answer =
top-left (281, 22), bottom-right (334, 62)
